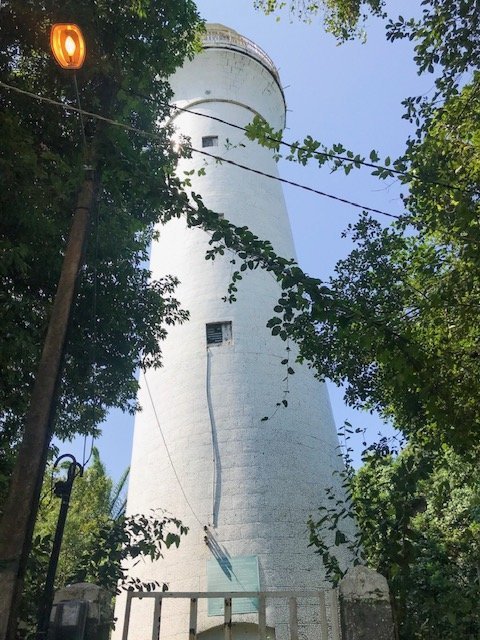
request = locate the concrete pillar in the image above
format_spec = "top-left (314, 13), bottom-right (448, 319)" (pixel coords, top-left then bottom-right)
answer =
top-left (339, 566), bottom-right (395, 640)
top-left (49, 583), bottom-right (111, 640)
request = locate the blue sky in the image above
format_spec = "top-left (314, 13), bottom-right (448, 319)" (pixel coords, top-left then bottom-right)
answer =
top-left (58, 1), bottom-right (431, 480)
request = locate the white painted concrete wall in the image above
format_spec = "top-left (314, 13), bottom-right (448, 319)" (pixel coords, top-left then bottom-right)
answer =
top-left (114, 25), bottom-right (352, 640)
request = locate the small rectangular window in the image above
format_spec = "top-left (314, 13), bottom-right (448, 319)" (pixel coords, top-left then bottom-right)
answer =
top-left (202, 135), bottom-right (218, 148)
top-left (206, 321), bottom-right (232, 346)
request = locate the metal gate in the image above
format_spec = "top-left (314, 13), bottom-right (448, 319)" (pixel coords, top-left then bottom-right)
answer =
top-left (121, 590), bottom-right (341, 640)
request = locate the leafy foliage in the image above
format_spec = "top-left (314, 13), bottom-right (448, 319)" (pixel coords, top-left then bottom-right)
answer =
top-left (201, 2), bottom-right (480, 453)
top-left (34, 449), bottom-right (115, 586)
top-left (253, 0), bottom-right (385, 40)
top-left (0, 0), bottom-right (201, 495)
top-left (20, 450), bottom-right (187, 636)
top-left (70, 511), bottom-right (187, 594)
top-left (307, 433), bottom-right (480, 639)
top-left (386, 1), bottom-right (480, 136)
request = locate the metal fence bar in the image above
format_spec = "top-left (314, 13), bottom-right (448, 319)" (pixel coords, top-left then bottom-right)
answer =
top-left (288, 597), bottom-right (298, 640)
top-left (122, 591), bottom-right (133, 640)
top-left (258, 594), bottom-right (266, 640)
top-left (329, 589), bottom-right (341, 640)
top-left (318, 592), bottom-right (329, 640)
top-left (152, 595), bottom-right (162, 640)
top-left (189, 597), bottom-right (198, 640)
top-left (224, 597), bottom-right (232, 640)
top-left (124, 590), bottom-right (327, 599)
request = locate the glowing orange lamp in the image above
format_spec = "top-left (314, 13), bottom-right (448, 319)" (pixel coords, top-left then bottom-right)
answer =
top-left (50, 24), bottom-right (86, 69)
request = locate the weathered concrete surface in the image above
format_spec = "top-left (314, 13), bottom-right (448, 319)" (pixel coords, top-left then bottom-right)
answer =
top-left (339, 566), bottom-right (395, 640)
top-left (50, 583), bottom-right (111, 640)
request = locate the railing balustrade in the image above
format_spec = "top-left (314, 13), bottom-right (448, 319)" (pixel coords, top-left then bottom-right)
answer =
top-left (202, 29), bottom-right (280, 83)
top-left (121, 590), bottom-right (341, 640)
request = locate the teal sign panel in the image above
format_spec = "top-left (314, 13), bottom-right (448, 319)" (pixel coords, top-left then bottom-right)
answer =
top-left (207, 555), bottom-right (259, 616)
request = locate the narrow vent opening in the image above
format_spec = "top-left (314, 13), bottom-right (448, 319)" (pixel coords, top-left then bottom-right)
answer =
top-left (202, 135), bottom-right (219, 148)
top-left (206, 321), bottom-right (232, 346)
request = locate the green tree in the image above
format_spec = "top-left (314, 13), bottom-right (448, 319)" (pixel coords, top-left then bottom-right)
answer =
top-left (0, 2), bottom-right (200, 635)
top-left (34, 449), bottom-right (119, 586)
top-left (0, 0), bottom-right (200, 475)
top-left (308, 440), bottom-right (480, 639)
top-left (253, 0), bottom-right (385, 40)
top-left (20, 450), bottom-right (187, 638)
top-left (356, 446), bottom-right (480, 639)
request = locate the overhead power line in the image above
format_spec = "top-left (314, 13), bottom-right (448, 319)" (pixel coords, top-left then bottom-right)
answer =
top-left (187, 144), bottom-right (400, 219)
top-left (1, 79), bottom-right (399, 219)
top-left (123, 86), bottom-right (472, 196)
top-left (144, 373), bottom-right (204, 528)
top-left (168, 101), bottom-right (416, 178)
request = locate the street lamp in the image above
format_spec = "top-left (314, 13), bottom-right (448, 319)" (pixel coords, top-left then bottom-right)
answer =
top-left (50, 24), bottom-right (89, 153)
top-left (36, 456), bottom-right (83, 640)
top-left (50, 24), bottom-right (86, 70)
top-left (0, 23), bottom-right (96, 640)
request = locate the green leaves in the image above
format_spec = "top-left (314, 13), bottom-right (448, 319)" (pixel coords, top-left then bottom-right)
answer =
top-left (309, 434), bottom-right (480, 638)
top-left (0, 0), bottom-right (201, 456)
top-left (240, 70), bottom-right (480, 453)
top-left (70, 510), bottom-right (187, 594)
top-left (245, 113), bottom-right (413, 187)
top-left (20, 451), bottom-right (187, 634)
top-left (253, 0), bottom-right (386, 41)
top-left (355, 445), bottom-right (480, 639)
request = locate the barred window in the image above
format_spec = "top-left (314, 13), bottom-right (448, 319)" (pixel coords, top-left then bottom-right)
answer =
top-left (202, 135), bottom-right (218, 148)
top-left (206, 322), bottom-right (232, 346)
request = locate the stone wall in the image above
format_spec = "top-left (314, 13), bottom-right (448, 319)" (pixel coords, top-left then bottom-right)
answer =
top-left (339, 566), bottom-right (395, 640)
top-left (49, 583), bottom-right (111, 640)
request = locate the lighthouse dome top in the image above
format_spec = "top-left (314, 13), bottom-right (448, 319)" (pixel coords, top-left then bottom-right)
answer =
top-left (203, 23), bottom-right (281, 86)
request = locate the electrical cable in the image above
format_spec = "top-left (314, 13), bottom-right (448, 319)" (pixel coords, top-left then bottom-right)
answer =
top-left (144, 371), bottom-right (204, 528)
top-left (124, 86), bottom-right (476, 196)
top-left (82, 433), bottom-right (95, 469)
top-left (205, 348), bottom-right (220, 527)
top-left (3, 80), bottom-right (470, 388)
top-left (0, 79), bottom-right (401, 220)
top-left (71, 68), bottom-right (99, 470)
top-left (38, 464), bottom-right (57, 508)
top-left (73, 72), bottom-right (88, 156)
top-left (185, 144), bottom-right (400, 219)
top-left (82, 187), bottom-right (100, 469)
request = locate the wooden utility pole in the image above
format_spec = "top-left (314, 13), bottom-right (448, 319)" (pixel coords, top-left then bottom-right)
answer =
top-left (0, 174), bottom-right (96, 640)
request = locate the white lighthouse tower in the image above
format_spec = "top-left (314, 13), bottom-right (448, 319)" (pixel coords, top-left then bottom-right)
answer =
top-left (116, 24), bottom-right (352, 640)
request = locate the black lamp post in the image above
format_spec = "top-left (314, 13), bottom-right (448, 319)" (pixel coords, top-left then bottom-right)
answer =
top-left (36, 455), bottom-right (83, 640)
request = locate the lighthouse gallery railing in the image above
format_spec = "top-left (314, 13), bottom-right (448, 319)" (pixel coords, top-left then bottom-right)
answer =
top-left (202, 29), bottom-right (280, 84)
top-left (121, 590), bottom-right (342, 640)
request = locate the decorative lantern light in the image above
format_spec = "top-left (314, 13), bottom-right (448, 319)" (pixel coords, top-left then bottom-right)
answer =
top-left (50, 24), bottom-right (86, 69)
